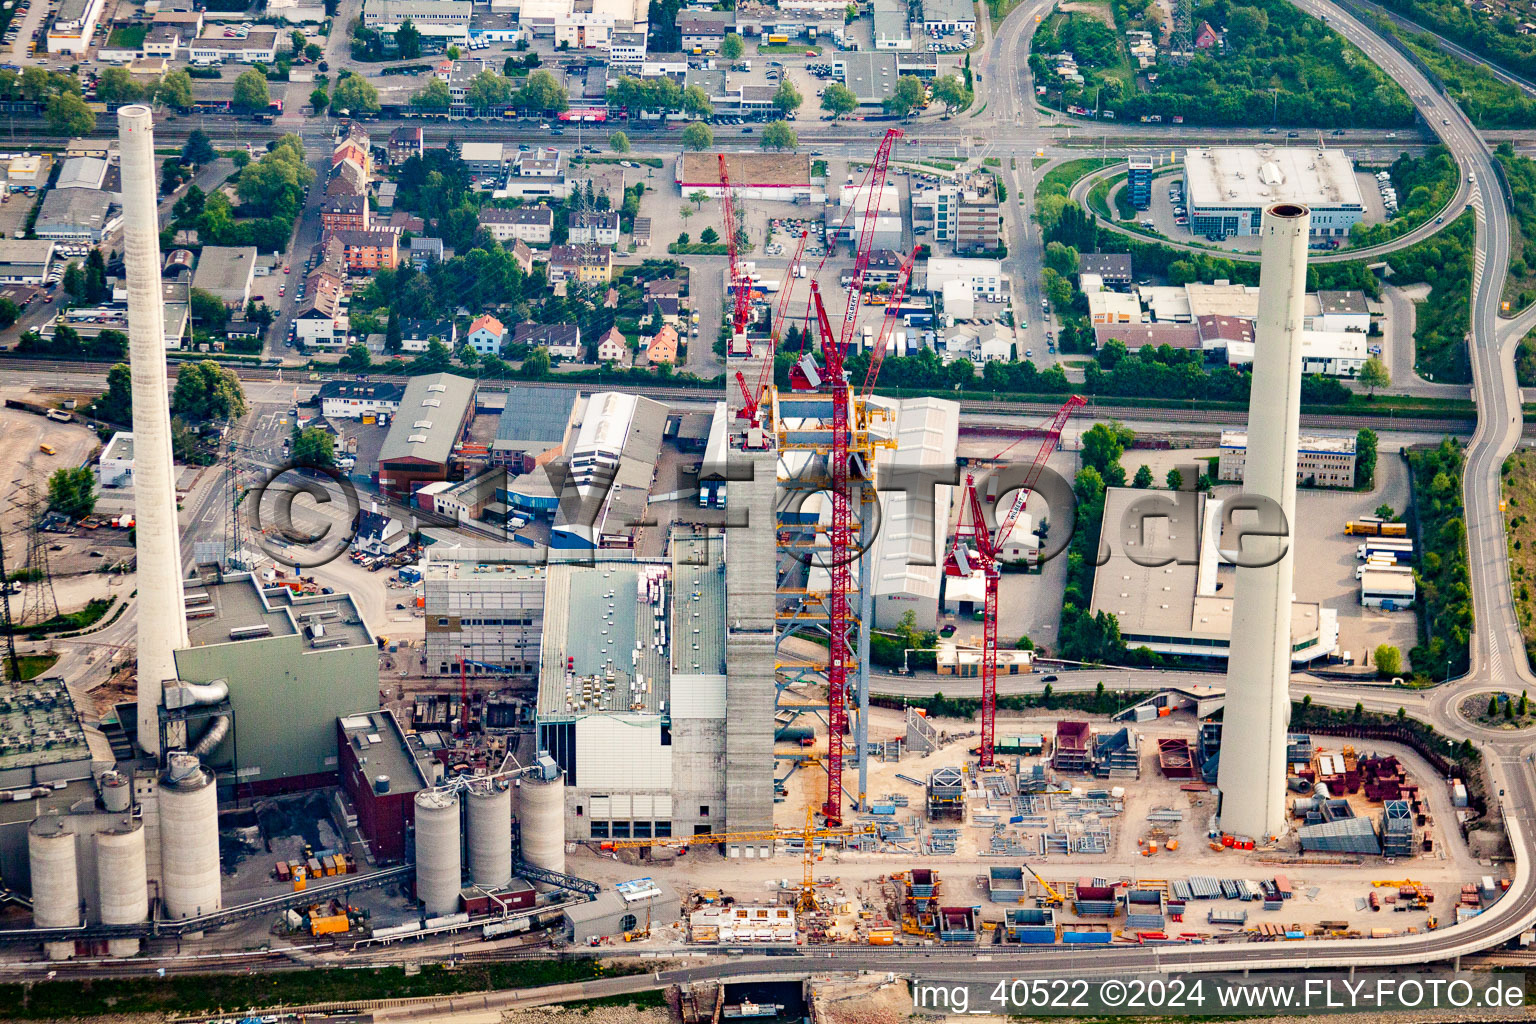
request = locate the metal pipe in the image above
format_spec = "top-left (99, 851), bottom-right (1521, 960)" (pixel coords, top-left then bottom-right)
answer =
top-left (118, 106), bottom-right (189, 757)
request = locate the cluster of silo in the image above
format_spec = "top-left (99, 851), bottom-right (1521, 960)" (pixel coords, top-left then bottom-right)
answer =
top-left (414, 788), bottom-right (462, 916)
top-left (158, 754), bottom-right (221, 926)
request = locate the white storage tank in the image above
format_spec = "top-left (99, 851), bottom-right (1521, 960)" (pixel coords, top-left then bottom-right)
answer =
top-left (95, 817), bottom-right (148, 957)
top-left (99, 770), bottom-right (131, 812)
top-left (28, 816), bottom-right (79, 961)
top-left (158, 755), bottom-right (221, 923)
top-left (466, 780), bottom-right (512, 889)
top-left (414, 788), bottom-right (462, 916)
top-left (517, 773), bottom-right (565, 877)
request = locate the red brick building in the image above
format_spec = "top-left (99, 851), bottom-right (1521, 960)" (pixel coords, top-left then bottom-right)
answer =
top-left (324, 227), bottom-right (401, 271)
top-left (336, 710), bottom-right (432, 862)
top-left (321, 194), bottom-right (370, 232)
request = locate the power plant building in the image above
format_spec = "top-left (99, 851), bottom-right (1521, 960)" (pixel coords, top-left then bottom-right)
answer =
top-left (536, 532), bottom-right (727, 843)
top-left (336, 710), bottom-right (434, 862)
top-left (171, 573), bottom-right (379, 794)
top-left (1183, 148), bottom-right (1363, 238)
top-left (423, 555), bottom-right (546, 676)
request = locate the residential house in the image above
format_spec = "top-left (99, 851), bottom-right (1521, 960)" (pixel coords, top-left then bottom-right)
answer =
top-left (321, 194), bottom-right (370, 231)
top-left (328, 159), bottom-right (368, 197)
top-left (467, 314), bottom-right (507, 356)
top-left (595, 325), bottom-right (630, 365)
top-left (324, 228), bottom-right (401, 271)
top-left (567, 210), bottom-right (621, 246)
top-left (408, 236), bottom-right (445, 266)
top-left (511, 239), bottom-right (536, 275)
top-left (644, 295), bottom-right (681, 328)
top-left (320, 380), bottom-right (405, 419)
top-left (548, 244), bottom-right (612, 285)
top-left (1194, 20), bottom-right (1219, 48)
top-left (678, 11), bottom-right (731, 50)
top-left (644, 277), bottom-right (684, 301)
top-left (401, 318), bottom-right (457, 353)
top-left (479, 205), bottom-right (555, 244)
top-left (388, 125), bottom-right (424, 165)
top-left (294, 306), bottom-right (340, 347)
top-left (514, 322), bottom-right (581, 360)
top-left (645, 325), bottom-right (679, 364)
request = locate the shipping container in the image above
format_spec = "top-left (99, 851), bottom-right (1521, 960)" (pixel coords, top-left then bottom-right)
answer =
top-left (1061, 924), bottom-right (1113, 943)
top-left (310, 914), bottom-right (350, 936)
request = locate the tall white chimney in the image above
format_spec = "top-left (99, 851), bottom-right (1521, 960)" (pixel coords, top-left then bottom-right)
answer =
top-left (119, 106), bottom-right (188, 757)
top-left (1215, 202), bottom-right (1310, 840)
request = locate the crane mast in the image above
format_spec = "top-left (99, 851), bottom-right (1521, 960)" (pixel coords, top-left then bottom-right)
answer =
top-left (719, 154), bottom-right (753, 354)
top-left (946, 395), bottom-right (1085, 767)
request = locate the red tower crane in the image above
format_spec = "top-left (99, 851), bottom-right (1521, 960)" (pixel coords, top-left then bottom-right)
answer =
top-left (719, 155), bottom-right (753, 345)
top-left (736, 229), bottom-right (808, 426)
top-left (800, 127), bottom-right (902, 825)
top-left (861, 247), bottom-right (918, 401)
top-left (944, 395), bottom-right (1086, 767)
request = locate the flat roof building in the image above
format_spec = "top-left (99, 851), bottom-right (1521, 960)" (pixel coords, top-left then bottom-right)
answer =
top-left (33, 189), bottom-right (117, 242)
top-left (363, 0), bottom-right (471, 36)
top-left (1218, 430), bottom-right (1358, 488)
top-left (173, 573), bottom-right (377, 795)
top-left (1087, 487), bottom-right (1336, 664)
top-left (492, 386), bottom-right (579, 470)
top-left (1184, 147), bottom-right (1364, 238)
top-left (836, 51), bottom-right (900, 104)
top-left (0, 239), bottom-right (54, 284)
top-left (191, 246), bottom-right (257, 307)
top-left (423, 555), bottom-right (545, 676)
top-left (336, 710), bottom-right (432, 861)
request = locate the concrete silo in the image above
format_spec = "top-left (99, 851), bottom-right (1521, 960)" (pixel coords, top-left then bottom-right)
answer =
top-left (158, 755), bottom-right (221, 924)
top-left (466, 780), bottom-right (512, 889)
top-left (28, 817), bottom-right (79, 961)
top-left (516, 773), bottom-right (565, 877)
top-left (95, 818), bottom-right (149, 957)
top-left (414, 789), bottom-right (462, 916)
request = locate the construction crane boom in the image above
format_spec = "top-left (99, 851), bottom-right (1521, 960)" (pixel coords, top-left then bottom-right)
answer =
top-left (735, 229), bottom-right (808, 426)
top-left (945, 396), bottom-right (1085, 767)
top-left (861, 246), bottom-right (918, 401)
top-left (1024, 864), bottom-right (1065, 905)
top-left (719, 155), bottom-right (752, 343)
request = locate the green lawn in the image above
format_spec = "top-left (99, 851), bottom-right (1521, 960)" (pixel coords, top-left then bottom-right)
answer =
top-left (3, 653), bottom-right (58, 682)
top-left (106, 23), bottom-right (148, 48)
top-left (758, 43), bottom-right (819, 54)
top-left (0, 960), bottom-right (644, 1019)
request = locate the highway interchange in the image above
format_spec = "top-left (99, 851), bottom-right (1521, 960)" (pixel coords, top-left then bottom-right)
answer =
top-left (13, 0), bottom-right (1536, 1002)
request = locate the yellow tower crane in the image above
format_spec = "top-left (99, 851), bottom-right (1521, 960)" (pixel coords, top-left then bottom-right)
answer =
top-left (603, 807), bottom-right (878, 913)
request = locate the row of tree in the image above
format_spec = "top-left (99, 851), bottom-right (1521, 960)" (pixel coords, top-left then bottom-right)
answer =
top-left (413, 69), bottom-right (567, 114)
top-left (1407, 438), bottom-right (1471, 680)
top-left (89, 360), bottom-right (247, 426)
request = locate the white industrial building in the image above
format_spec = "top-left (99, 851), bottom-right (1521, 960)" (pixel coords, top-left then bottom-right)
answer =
top-left (1088, 487), bottom-right (1337, 664)
top-left (423, 552), bottom-right (546, 676)
top-left (1184, 147), bottom-right (1364, 238)
top-left (99, 432), bottom-right (134, 487)
top-left (925, 257), bottom-right (1003, 299)
top-left (363, 0), bottom-right (472, 38)
top-left (551, 391), bottom-right (667, 550)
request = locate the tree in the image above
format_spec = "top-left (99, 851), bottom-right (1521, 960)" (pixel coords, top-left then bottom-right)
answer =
top-left (682, 84), bottom-right (713, 118)
top-left (395, 17), bottom-right (422, 59)
top-left (1507, 697), bottom-right (1516, 720)
top-left (1133, 464), bottom-right (1153, 488)
top-left (523, 345), bottom-right (551, 378)
top-left (97, 67), bottom-right (143, 106)
top-left (334, 74), bottom-right (381, 114)
top-left (385, 310), bottom-right (403, 353)
top-left (700, 227), bottom-right (720, 244)
top-left (92, 363), bottom-right (133, 424)
top-left (1489, 695), bottom-right (1500, 718)
top-left (518, 69), bottom-right (568, 113)
top-left (291, 426), bottom-right (335, 468)
top-left (190, 288), bottom-right (230, 330)
top-left (232, 69), bottom-right (270, 112)
top-left (1079, 420), bottom-right (1132, 476)
top-left (1043, 240), bottom-right (1078, 277)
top-left (413, 77), bottom-right (452, 110)
top-left (62, 261), bottom-right (85, 302)
top-left (1522, 691), bottom-right (1530, 717)
top-left (760, 120), bottom-right (798, 151)
top-left (1226, 5), bottom-right (1270, 49)
top-left (311, 87), bottom-right (330, 114)
top-left (1374, 644), bottom-right (1402, 677)
top-left (172, 360), bottom-right (248, 421)
top-left (721, 31), bottom-right (744, 59)
top-left (681, 122), bottom-right (713, 151)
top-left (930, 74), bottom-right (971, 112)
top-left (339, 343), bottom-right (372, 371)
top-left (0, 298), bottom-right (17, 329)
top-left (1359, 355), bottom-right (1391, 396)
top-left (46, 92), bottom-right (94, 134)
top-left (181, 129), bottom-right (217, 167)
top-left (156, 70), bottom-right (195, 111)
top-left (1356, 427), bottom-right (1379, 488)
top-left (1376, 504), bottom-right (1396, 520)
top-left (609, 131), bottom-right (631, 153)
top-left (883, 75), bottom-right (926, 117)
top-left (771, 80), bottom-right (802, 117)
top-left (688, 190), bottom-right (709, 211)
top-left (48, 467), bottom-right (95, 519)
top-left (820, 83), bottom-right (858, 116)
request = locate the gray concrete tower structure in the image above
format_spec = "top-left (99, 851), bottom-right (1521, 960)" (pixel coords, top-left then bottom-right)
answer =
top-left (119, 106), bottom-right (188, 755)
top-left (1216, 203), bottom-right (1311, 840)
